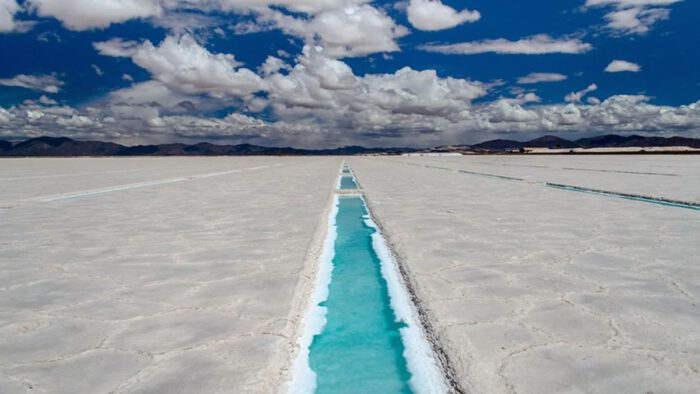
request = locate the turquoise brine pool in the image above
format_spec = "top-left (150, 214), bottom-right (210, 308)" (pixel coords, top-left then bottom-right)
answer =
top-left (308, 196), bottom-right (413, 393)
top-left (339, 176), bottom-right (358, 190)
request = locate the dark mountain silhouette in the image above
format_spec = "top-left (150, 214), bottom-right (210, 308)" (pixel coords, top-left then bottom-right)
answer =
top-left (1, 134), bottom-right (699, 157)
top-left (7, 136), bottom-right (123, 156)
top-left (0, 137), bottom-right (413, 157)
top-left (525, 135), bottom-right (580, 149)
top-left (575, 134), bottom-right (639, 147)
top-left (471, 139), bottom-right (524, 151)
top-left (471, 134), bottom-right (700, 152)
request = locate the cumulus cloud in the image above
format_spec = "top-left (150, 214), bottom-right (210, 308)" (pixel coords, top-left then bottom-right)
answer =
top-left (217, 0), bottom-right (370, 15)
top-left (20, 0), bottom-right (377, 34)
top-left (258, 56), bottom-right (290, 77)
top-left (565, 83), bottom-right (598, 103)
top-left (406, 0), bottom-right (480, 31)
top-left (585, 0), bottom-right (682, 35)
top-left (27, 0), bottom-right (162, 31)
top-left (0, 74), bottom-right (64, 93)
top-left (265, 46), bottom-right (488, 129)
top-left (93, 38), bottom-right (140, 57)
top-left (24, 1), bottom-right (405, 58)
top-left (420, 35), bottom-right (592, 55)
top-left (488, 100), bottom-right (539, 123)
top-left (518, 72), bottom-right (568, 84)
top-left (4, 90), bottom-right (700, 147)
top-left (0, 0), bottom-right (19, 32)
top-left (253, 4), bottom-right (408, 58)
top-left (3, 1), bottom-right (699, 147)
top-left (95, 35), bottom-right (266, 98)
top-left (605, 59), bottom-right (641, 72)
top-left (38, 95), bottom-right (57, 105)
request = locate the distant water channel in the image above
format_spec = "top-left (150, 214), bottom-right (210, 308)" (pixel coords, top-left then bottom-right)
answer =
top-left (308, 196), bottom-right (413, 393)
top-left (339, 176), bottom-right (358, 190)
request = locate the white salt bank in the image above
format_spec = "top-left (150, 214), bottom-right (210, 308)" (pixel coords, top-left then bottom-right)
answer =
top-left (0, 157), bottom-right (341, 393)
top-left (349, 155), bottom-right (700, 394)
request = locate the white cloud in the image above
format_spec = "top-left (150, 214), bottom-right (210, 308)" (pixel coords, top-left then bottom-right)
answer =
top-left (0, 0), bottom-right (19, 32)
top-left (604, 6), bottom-right (669, 34)
top-left (95, 35), bottom-right (266, 98)
top-left (420, 34), bottom-right (592, 55)
top-left (255, 4), bottom-right (408, 58)
top-left (488, 100), bottom-right (539, 123)
top-left (0, 74), bottom-right (64, 93)
top-left (93, 38), bottom-right (140, 57)
top-left (91, 64), bottom-right (104, 76)
top-left (38, 95), bottom-right (57, 105)
top-left (122, 74), bottom-right (135, 82)
top-left (258, 56), bottom-right (290, 77)
top-left (518, 72), bottom-right (568, 84)
top-left (585, 0), bottom-right (681, 7)
top-left (585, 0), bottom-right (682, 35)
top-left (28, 0), bottom-right (163, 31)
top-left (26, 1), bottom-right (405, 58)
top-left (265, 46), bottom-right (487, 122)
top-left (605, 59), bottom-right (641, 72)
top-left (565, 83), bottom-right (598, 103)
top-left (406, 0), bottom-right (480, 31)
top-left (3, 89), bottom-right (700, 147)
top-left (499, 92), bottom-right (542, 106)
top-left (217, 0), bottom-right (370, 15)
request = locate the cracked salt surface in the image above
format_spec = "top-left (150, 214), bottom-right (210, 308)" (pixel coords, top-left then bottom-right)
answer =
top-left (2, 155), bottom-right (698, 393)
top-left (349, 156), bottom-right (700, 394)
top-left (0, 157), bottom-right (341, 393)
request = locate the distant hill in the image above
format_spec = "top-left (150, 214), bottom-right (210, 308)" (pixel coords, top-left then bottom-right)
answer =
top-left (526, 135), bottom-right (580, 149)
top-left (471, 139), bottom-right (524, 151)
top-left (472, 135), bottom-right (580, 151)
top-left (7, 137), bottom-right (123, 156)
top-left (0, 136), bottom-right (413, 157)
top-left (471, 134), bottom-right (700, 152)
top-left (1, 134), bottom-right (699, 157)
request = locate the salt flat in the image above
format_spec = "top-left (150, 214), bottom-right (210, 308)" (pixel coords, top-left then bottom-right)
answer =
top-left (2, 155), bottom-right (698, 394)
top-left (409, 155), bottom-right (700, 203)
top-left (350, 156), bottom-right (700, 394)
top-left (0, 157), bottom-right (341, 393)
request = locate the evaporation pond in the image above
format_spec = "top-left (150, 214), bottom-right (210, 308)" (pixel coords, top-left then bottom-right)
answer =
top-left (309, 196), bottom-right (412, 393)
top-left (339, 176), bottom-right (358, 189)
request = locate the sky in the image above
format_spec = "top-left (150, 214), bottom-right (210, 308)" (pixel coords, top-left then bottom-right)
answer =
top-left (0, 0), bottom-right (699, 148)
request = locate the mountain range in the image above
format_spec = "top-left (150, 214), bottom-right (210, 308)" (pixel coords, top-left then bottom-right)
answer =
top-left (0, 135), bottom-right (699, 157)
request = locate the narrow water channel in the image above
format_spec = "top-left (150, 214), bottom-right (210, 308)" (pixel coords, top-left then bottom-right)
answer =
top-left (309, 195), bottom-right (412, 392)
top-left (338, 176), bottom-right (358, 190)
top-left (289, 167), bottom-right (448, 394)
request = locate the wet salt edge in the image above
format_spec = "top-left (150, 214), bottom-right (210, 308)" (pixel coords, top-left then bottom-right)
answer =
top-left (287, 194), bottom-right (338, 394)
top-left (362, 196), bottom-right (449, 394)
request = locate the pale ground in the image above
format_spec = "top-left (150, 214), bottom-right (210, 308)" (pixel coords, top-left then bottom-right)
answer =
top-left (0, 157), bottom-right (341, 393)
top-left (349, 156), bottom-right (700, 394)
top-left (424, 154), bottom-right (700, 203)
top-left (2, 156), bottom-right (698, 394)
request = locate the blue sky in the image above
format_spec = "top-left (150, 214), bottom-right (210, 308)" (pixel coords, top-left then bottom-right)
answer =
top-left (0, 0), bottom-right (698, 147)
